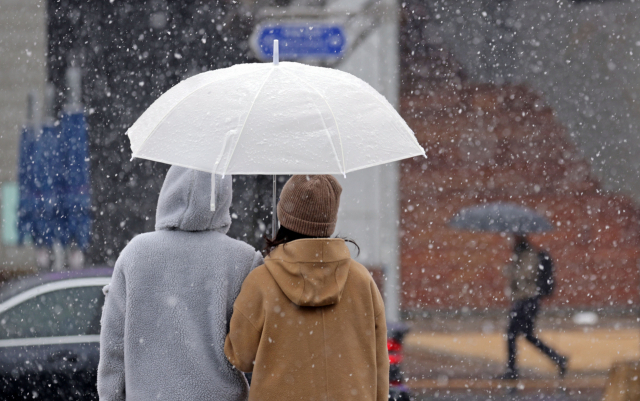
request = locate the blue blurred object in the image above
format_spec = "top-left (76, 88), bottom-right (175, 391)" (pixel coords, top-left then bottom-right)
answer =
top-left (32, 122), bottom-right (61, 247)
top-left (59, 110), bottom-right (92, 250)
top-left (17, 77), bottom-right (92, 254)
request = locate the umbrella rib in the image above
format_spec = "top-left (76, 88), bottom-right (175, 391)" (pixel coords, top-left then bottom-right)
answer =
top-left (281, 67), bottom-right (346, 175)
top-left (320, 74), bottom-right (425, 156)
top-left (221, 68), bottom-right (275, 175)
top-left (366, 91), bottom-right (425, 156)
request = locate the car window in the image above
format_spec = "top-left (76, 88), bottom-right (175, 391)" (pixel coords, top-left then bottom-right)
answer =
top-left (0, 286), bottom-right (105, 340)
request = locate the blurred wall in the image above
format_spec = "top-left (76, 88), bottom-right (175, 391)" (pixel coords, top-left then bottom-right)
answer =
top-left (400, 84), bottom-right (640, 312)
top-left (412, 0), bottom-right (640, 203)
top-left (0, 0), bottom-right (46, 275)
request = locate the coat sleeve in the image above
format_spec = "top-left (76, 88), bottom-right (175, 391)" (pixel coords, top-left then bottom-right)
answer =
top-left (224, 308), bottom-right (262, 372)
top-left (97, 265), bottom-right (127, 401)
top-left (372, 280), bottom-right (389, 401)
top-left (224, 271), bottom-right (265, 372)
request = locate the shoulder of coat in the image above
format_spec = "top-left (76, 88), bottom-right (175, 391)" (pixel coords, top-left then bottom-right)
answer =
top-left (114, 232), bottom-right (157, 263)
top-left (344, 259), bottom-right (376, 284)
top-left (243, 263), bottom-right (275, 287)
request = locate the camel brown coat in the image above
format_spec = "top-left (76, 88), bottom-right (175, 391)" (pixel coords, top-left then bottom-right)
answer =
top-left (224, 238), bottom-right (389, 401)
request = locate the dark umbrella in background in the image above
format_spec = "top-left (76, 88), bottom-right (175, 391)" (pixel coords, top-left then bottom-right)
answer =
top-left (17, 92), bottom-right (38, 245)
top-left (59, 66), bottom-right (92, 268)
top-left (449, 202), bottom-right (553, 234)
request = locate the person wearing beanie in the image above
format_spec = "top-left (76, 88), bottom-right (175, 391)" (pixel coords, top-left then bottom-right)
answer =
top-left (224, 175), bottom-right (389, 401)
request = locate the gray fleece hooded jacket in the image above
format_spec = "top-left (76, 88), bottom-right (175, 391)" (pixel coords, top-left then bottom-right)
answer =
top-left (98, 166), bottom-right (262, 401)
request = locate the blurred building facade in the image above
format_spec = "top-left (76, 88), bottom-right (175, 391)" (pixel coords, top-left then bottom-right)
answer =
top-left (398, 0), bottom-right (640, 314)
top-left (400, 83), bottom-right (640, 313)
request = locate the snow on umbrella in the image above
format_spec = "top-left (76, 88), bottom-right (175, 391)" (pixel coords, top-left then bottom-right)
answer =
top-left (127, 40), bottom-right (425, 215)
top-left (449, 202), bottom-right (553, 234)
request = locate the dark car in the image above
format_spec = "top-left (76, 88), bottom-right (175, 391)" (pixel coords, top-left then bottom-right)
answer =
top-left (0, 268), bottom-right (112, 400)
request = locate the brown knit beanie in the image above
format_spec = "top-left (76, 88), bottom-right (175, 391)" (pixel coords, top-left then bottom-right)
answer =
top-left (277, 175), bottom-right (342, 237)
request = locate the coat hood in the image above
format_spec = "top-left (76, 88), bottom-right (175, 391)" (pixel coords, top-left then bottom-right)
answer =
top-left (155, 166), bottom-right (232, 233)
top-left (265, 238), bottom-right (351, 307)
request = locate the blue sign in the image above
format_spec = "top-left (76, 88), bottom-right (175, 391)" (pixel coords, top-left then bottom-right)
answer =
top-left (253, 23), bottom-right (347, 60)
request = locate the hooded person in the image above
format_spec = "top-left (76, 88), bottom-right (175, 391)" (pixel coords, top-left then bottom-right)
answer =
top-left (224, 175), bottom-right (389, 401)
top-left (98, 166), bottom-right (263, 401)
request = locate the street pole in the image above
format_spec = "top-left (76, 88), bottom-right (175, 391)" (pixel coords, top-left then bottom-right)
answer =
top-left (378, 0), bottom-right (401, 323)
top-left (331, 0), bottom-right (401, 322)
top-left (272, 175), bottom-right (277, 239)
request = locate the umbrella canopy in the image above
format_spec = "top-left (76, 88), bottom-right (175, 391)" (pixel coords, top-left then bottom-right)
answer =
top-left (127, 49), bottom-right (425, 210)
top-left (449, 202), bottom-right (553, 234)
top-left (128, 62), bottom-right (424, 175)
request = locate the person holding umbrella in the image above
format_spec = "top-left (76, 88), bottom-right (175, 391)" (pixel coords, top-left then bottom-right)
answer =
top-left (449, 202), bottom-right (568, 379)
top-left (501, 233), bottom-right (568, 380)
top-left (119, 41), bottom-right (422, 400)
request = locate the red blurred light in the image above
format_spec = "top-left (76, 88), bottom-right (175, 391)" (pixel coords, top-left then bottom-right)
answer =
top-left (387, 338), bottom-right (402, 353)
top-left (389, 353), bottom-right (403, 365)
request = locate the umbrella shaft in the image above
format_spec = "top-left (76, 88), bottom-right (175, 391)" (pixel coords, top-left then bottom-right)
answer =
top-left (272, 175), bottom-right (277, 239)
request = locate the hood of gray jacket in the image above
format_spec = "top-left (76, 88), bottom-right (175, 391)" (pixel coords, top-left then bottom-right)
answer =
top-left (155, 166), bottom-right (232, 233)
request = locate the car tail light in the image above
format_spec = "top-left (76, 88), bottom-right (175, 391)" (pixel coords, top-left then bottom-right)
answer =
top-left (387, 338), bottom-right (402, 353)
top-left (389, 353), bottom-right (403, 365)
top-left (387, 338), bottom-right (403, 365)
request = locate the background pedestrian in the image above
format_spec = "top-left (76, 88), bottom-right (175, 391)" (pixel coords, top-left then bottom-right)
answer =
top-left (500, 234), bottom-right (568, 380)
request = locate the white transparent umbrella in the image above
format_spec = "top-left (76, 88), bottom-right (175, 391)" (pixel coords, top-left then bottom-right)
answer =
top-left (127, 41), bottom-right (425, 234)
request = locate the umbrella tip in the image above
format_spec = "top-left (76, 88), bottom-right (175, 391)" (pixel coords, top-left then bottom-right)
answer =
top-left (273, 40), bottom-right (279, 66)
top-left (420, 146), bottom-right (427, 159)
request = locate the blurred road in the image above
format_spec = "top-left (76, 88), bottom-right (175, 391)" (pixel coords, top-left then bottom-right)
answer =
top-left (402, 314), bottom-right (638, 401)
top-left (414, 389), bottom-right (601, 401)
top-left (406, 328), bottom-right (638, 373)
